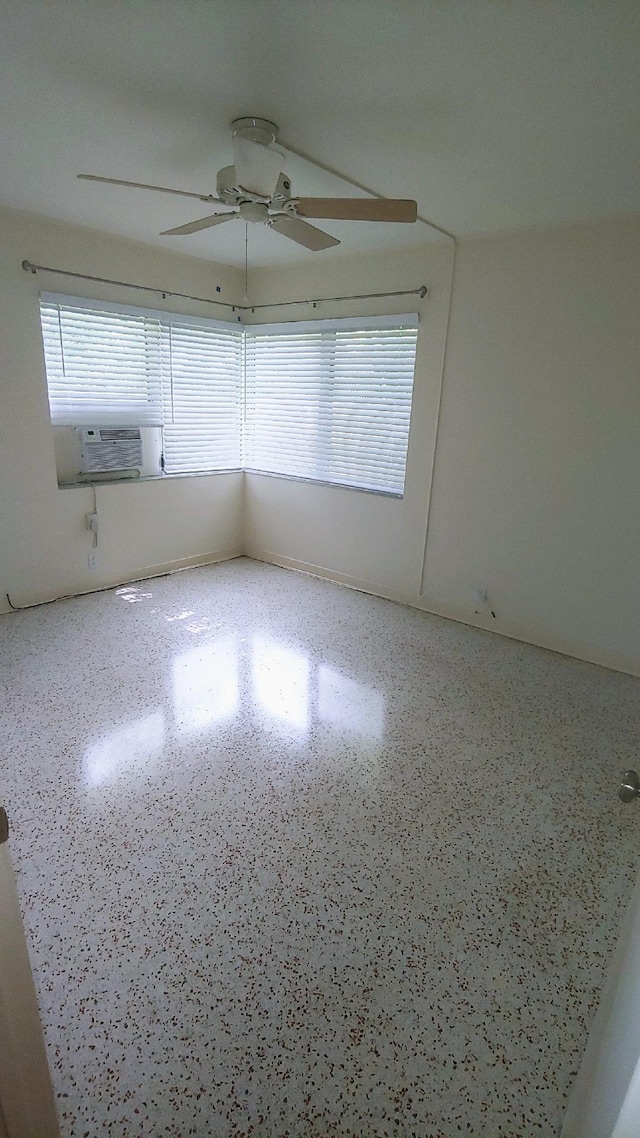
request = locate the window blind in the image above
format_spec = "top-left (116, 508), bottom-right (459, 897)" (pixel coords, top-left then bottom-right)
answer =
top-left (40, 296), bottom-right (418, 491)
top-left (160, 318), bottom-right (243, 474)
top-left (40, 294), bottom-right (243, 472)
top-left (244, 314), bottom-right (418, 495)
top-left (40, 295), bottom-right (164, 426)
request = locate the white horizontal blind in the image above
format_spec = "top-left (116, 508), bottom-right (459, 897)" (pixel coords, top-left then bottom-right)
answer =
top-left (244, 315), bottom-right (418, 495)
top-left (161, 318), bottom-right (243, 473)
top-left (40, 294), bottom-right (243, 472)
top-left (40, 295), bottom-right (164, 426)
top-left (40, 297), bottom-right (418, 491)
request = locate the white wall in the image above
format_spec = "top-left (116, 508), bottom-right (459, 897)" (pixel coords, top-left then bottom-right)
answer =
top-left (243, 241), bottom-right (455, 596)
top-left (244, 218), bottom-right (640, 675)
top-left (424, 218), bottom-right (640, 667)
top-left (0, 209), bottom-right (244, 611)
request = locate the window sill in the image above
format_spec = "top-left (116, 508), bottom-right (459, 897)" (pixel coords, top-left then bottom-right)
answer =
top-left (243, 468), bottom-right (404, 499)
top-left (56, 468), bottom-right (402, 498)
top-left (57, 468), bottom-right (242, 489)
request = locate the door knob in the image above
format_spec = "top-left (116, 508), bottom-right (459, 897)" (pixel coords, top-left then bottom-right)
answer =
top-left (619, 770), bottom-right (640, 803)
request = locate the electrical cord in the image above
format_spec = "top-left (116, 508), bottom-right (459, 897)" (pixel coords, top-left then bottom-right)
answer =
top-left (4, 561), bottom-right (194, 614)
top-left (6, 589), bottom-right (94, 612)
top-left (89, 480), bottom-right (98, 548)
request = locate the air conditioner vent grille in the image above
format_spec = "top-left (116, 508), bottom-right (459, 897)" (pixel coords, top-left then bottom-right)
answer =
top-left (77, 427), bottom-right (143, 473)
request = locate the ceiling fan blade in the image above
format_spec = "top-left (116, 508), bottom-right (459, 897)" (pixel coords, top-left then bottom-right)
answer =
top-left (269, 215), bottom-right (340, 251)
top-left (77, 174), bottom-right (220, 203)
top-left (295, 197), bottom-right (417, 223)
top-left (160, 212), bottom-right (238, 236)
top-left (233, 137), bottom-right (283, 197)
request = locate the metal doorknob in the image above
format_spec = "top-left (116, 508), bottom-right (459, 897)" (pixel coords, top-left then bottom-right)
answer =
top-left (619, 770), bottom-right (640, 803)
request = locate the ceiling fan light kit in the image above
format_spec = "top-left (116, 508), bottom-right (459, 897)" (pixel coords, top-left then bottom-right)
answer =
top-left (77, 116), bottom-right (419, 254)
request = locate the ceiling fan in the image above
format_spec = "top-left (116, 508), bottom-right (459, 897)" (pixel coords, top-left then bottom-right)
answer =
top-left (78, 116), bottom-right (418, 252)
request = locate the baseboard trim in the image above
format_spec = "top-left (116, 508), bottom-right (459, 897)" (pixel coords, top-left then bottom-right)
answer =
top-left (245, 546), bottom-right (640, 679)
top-left (0, 548), bottom-right (243, 615)
top-left (5, 545), bottom-right (639, 679)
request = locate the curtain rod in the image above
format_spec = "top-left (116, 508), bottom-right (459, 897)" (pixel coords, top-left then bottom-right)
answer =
top-left (22, 260), bottom-right (238, 310)
top-left (21, 260), bottom-right (427, 311)
top-left (245, 286), bottom-right (427, 311)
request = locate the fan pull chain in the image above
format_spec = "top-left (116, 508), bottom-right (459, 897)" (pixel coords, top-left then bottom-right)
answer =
top-left (244, 223), bottom-right (249, 304)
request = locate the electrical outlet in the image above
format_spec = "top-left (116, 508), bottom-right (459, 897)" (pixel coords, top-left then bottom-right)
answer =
top-left (474, 587), bottom-right (488, 605)
top-left (88, 551), bottom-right (98, 570)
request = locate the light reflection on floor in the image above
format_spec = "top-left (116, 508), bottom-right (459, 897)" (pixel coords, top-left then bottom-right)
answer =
top-left (84, 632), bottom-right (385, 785)
top-left (251, 635), bottom-right (312, 732)
top-left (318, 663), bottom-right (385, 739)
top-left (172, 637), bottom-right (239, 734)
top-left (83, 710), bottom-right (165, 787)
top-left (115, 584), bottom-right (154, 604)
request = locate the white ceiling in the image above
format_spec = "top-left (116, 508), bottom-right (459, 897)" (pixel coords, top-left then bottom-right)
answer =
top-left (1, 0), bottom-right (639, 267)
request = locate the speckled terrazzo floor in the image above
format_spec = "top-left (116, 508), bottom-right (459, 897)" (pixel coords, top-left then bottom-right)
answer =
top-left (2, 558), bottom-right (639, 1138)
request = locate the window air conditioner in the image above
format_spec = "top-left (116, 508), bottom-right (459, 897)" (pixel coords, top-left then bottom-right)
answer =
top-left (77, 427), bottom-right (143, 475)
